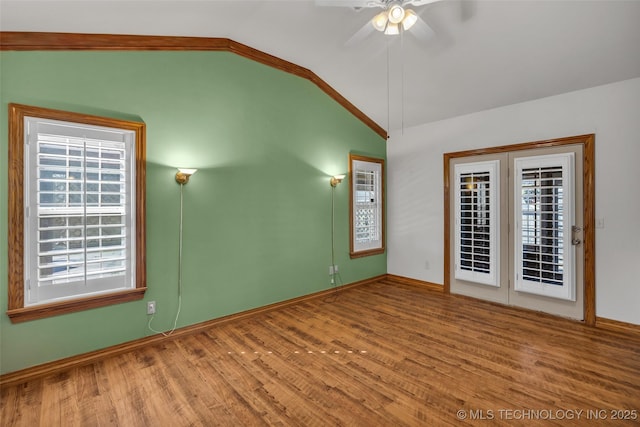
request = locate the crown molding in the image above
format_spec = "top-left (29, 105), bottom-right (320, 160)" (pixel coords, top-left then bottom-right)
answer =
top-left (0, 31), bottom-right (387, 139)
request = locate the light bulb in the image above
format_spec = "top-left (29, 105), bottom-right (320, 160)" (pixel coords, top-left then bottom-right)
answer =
top-left (402, 9), bottom-right (418, 31)
top-left (384, 22), bottom-right (400, 35)
top-left (371, 11), bottom-right (388, 32)
top-left (388, 3), bottom-right (405, 24)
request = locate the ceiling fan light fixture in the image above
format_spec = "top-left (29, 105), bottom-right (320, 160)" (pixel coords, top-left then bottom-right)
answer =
top-left (402, 9), bottom-right (418, 31)
top-left (371, 10), bottom-right (388, 32)
top-left (384, 22), bottom-right (400, 35)
top-left (387, 3), bottom-right (405, 24)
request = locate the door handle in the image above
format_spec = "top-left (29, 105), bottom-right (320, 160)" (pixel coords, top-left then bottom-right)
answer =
top-left (571, 226), bottom-right (582, 245)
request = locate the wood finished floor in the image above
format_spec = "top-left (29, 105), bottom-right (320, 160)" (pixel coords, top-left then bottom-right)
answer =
top-left (2, 277), bottom-right (640, 426)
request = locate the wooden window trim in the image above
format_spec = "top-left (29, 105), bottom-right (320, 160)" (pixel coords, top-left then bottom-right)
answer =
top-left (7, 103), bottom-right (147, 323)
top-left (443, 134), bottom-right (596, 325)
top-left (349, 154), bottom-right (385, 259)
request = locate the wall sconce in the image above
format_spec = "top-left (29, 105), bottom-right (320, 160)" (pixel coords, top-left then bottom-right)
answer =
top-left (330, 174), bottom-right (346, 187)
top-left (175, 168), bottom-right (198, 185)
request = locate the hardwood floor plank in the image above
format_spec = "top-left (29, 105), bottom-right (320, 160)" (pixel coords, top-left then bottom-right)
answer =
top-left (2, 277), bottom-right (640, 426)
top-left (0, 380), bottom-right (43, 426)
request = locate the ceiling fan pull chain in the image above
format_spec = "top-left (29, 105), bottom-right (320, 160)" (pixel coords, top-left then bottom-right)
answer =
top-left (400, 26), bottom-right (405, 135)
top-left (386, 36), bottom-right (391, 136)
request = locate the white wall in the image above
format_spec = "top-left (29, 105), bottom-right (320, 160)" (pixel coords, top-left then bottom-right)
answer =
top-left (387, 77), bottom-right (640, 325)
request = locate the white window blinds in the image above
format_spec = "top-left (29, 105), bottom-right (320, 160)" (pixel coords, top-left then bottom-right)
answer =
top-left (454, 161), bottom-right (500, 287)
top-left (514, 153), bottom-right (575, 301)
top-left (355, 170), bottom-right (379, 244)
top-left (24, 117), bottom-right (137, 305)
top-left (351, 158), bottom-right (383, 254)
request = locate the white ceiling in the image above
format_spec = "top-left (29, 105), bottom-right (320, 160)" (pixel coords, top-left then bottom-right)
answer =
top-left (2, 0), bottom-right (640, 134)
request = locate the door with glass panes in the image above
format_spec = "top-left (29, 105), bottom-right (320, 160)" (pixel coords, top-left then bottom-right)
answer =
top-left (449, 144), bottom-right (584, 320)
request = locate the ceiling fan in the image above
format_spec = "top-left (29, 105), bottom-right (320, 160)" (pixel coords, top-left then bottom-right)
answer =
top-left (316, 0), bottom-right (443, 42)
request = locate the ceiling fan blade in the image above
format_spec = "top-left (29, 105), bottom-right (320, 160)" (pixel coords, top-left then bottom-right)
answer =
top-left (404, 0), bottom-right (443, 7)
top-left (345, 19), bottom-right (376, 47)
top-left (407, 14), bottom-right (435, 43)
top-left (315, 0), bottom-right (384, 8)
top-left (458, 0), bottom-right (476, 21)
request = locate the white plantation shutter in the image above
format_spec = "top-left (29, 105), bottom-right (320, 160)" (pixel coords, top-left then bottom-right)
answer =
top-left (514, 153), bottom-right (575, 301)
top-left (355, 170), bottom-right (379, 244)
top-left (454, 161), bottom-right (500, 286)
top-left (352, 158), bottom-right (383, 253)
top-left (24, 117), bottom-right (136, 305)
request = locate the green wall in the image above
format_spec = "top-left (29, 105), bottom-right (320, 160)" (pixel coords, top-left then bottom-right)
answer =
top-left (0, 51), bottom-right (386, 374)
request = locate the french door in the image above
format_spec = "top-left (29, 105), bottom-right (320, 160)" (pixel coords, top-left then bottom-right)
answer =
top-left (446, 138), bottom-right (593, 321)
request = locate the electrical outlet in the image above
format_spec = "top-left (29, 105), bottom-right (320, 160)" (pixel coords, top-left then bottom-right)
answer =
top-left (147, 301), bottom-right (156, 315)
top-left (333, 264), bottom-right (338, 273)
top-left (329, 265), bottom-right (334, 275)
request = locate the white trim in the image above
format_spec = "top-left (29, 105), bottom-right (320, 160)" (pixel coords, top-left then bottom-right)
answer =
top-left (513, 153), bottom-right (575, 301)
top-left (454, 160), bottom-right (500, 287)
top-left (23, 116), bottom-right (137, 306)
top-left (352, 159), bottom-right (383, 253)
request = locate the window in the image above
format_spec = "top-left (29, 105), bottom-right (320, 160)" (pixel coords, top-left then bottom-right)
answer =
top-left (454, 161), bottom-right (500, 287)
top-left (349, 154), bottom-right (385, 258)
top-left (514, 153), bottom-right (575, 300)
top-left (8, 104), bottom-right (146, 322)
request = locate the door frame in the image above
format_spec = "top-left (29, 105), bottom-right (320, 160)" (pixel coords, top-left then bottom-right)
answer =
top-left (443, 134), bottom-right (596, 325)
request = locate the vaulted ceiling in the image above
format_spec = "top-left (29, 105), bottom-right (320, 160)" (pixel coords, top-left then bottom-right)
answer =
top-left (2, 0), bottom-right (640, 135)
